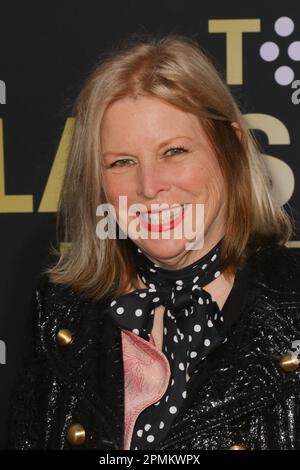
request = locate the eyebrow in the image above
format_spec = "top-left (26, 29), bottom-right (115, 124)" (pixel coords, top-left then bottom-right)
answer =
top-left (102, 135), bottom-right (193, 158)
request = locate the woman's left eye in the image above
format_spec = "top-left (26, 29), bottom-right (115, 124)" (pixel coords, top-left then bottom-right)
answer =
top-left (164, 146), bottom-right (189, 156)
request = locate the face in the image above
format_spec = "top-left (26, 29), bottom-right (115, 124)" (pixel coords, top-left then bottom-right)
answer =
top-left (100, 95), bottom-right (227, 269)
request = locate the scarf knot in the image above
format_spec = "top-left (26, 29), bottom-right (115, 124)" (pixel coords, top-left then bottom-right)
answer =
top-left (105, 238), bottom-right (227, 449)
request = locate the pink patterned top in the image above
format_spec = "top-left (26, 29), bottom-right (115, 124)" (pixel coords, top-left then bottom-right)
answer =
top-left (121, 329), bottom-right (171, 450)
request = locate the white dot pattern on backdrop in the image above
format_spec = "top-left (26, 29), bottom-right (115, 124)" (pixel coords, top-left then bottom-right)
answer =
top-left (260, 42), bottom-right (280, 61)
top-left (275, 66), bottom-right (294, 86)
top-left (106, 239), bottom-right (227, 449)
top-left (275, 16), bottom-right (294, 37)
top-left (259, 16), bottom-right (300, 87)
top-left (288, 41), bottom-right (300, 61)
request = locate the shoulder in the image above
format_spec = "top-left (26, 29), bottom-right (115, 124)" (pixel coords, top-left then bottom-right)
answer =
top-left (35, 273), bottom-right (83, 307)
top-left (33, 273), bottom-right (102, 325)
top-left (246, 243), bottom-right (300, 295)
top-left (31, 274), bottom-right (113, 357)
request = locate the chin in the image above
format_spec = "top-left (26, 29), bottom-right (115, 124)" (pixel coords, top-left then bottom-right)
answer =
top-left (133, 238), bottom-right (189, 265)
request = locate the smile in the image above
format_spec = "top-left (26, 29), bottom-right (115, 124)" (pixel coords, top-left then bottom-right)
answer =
top-left (137, 205), bottom-right (185, 232)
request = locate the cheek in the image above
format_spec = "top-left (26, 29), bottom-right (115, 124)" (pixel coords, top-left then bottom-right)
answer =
top-left (204, 165), bottom-right (225, 210)
top-left (102, 174), bottom-right (130, 205)
top-left (177, 160), bottom-right (211, 196)
top-left (183, 157), bottom-right (224, 200)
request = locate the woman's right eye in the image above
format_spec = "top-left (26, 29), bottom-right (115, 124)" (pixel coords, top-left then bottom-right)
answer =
top-left (109, 159), bottom-right (135, 168)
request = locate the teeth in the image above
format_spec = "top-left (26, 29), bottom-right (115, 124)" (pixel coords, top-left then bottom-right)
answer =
top-left (140, 206), bottom-right (183, 225)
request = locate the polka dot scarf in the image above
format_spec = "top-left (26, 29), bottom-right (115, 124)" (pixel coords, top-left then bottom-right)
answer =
top-left (107, 239), bottom-right (227, 449)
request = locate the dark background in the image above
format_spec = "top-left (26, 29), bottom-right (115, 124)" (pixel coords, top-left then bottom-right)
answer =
top-left (0, 0), bottom-right (299, 447)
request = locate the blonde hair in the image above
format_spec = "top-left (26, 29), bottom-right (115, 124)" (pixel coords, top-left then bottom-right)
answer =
top-left (46, 33), bottom-right (294, 300)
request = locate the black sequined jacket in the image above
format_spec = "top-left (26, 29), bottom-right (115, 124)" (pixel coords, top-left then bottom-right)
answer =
top-left (9, 244), bottom-right (300, 450)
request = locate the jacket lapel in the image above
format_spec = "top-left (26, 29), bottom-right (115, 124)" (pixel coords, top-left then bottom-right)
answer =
top-left (95, 308), bottom-right (125, 449)
top-left (80, 305), bottom-right (126, 449)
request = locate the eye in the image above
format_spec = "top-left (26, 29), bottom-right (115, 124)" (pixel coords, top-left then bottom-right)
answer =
top-left (109, 158), bottom-right (135, 168)
top-left (164, 146), bottom-right (189, 156)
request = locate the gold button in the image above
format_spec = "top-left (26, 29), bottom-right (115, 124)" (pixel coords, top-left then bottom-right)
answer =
top-left (67, 423), bottom-right (86, 446)
top-left (228, 444), bottom-right (247, 450)
top-left (56, 329), bottom-right (73, 347)
top-left (279, 352), bottom-right (299, 372)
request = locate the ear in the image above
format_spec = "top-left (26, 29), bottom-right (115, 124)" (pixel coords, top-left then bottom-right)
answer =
top-left (230, 121), bottom-right (243, 142)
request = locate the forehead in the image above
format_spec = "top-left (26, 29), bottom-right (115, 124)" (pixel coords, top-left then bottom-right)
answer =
top-left (100, 95), bottom-right (204, 148)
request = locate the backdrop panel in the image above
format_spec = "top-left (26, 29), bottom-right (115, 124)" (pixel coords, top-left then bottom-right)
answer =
top-left (0, 0), bottom-right (299, 447)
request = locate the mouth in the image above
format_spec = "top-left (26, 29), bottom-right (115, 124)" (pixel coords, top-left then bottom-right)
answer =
top-left (137, 205), bottom-right (185, 232)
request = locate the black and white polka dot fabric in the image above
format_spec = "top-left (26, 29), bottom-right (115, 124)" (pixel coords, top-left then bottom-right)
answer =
top-left (106, 239), bottom-right (227, 449)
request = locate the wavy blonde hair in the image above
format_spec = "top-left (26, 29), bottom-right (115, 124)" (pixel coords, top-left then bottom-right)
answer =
top-left (46, 33), bottom-right (294, 300)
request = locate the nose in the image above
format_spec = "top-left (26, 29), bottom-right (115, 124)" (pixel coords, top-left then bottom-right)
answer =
top-left (136, 162), bottom-right (171, 199)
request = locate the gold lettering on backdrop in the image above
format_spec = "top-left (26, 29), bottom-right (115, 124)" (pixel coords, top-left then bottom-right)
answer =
top-left (245, 113), bottom-right (294, 205)
top-left (209, 19), bottom-right (261, 85)
top-left (245, 114), bottom-right (290, 145)
top-left (38, 118), bottom-right (74, 212)
top-left (0, 119), bottom-right (33, 212)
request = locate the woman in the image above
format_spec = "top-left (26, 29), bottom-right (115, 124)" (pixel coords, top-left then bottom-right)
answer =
top-left (10, 34), bottom-right (300, 450)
